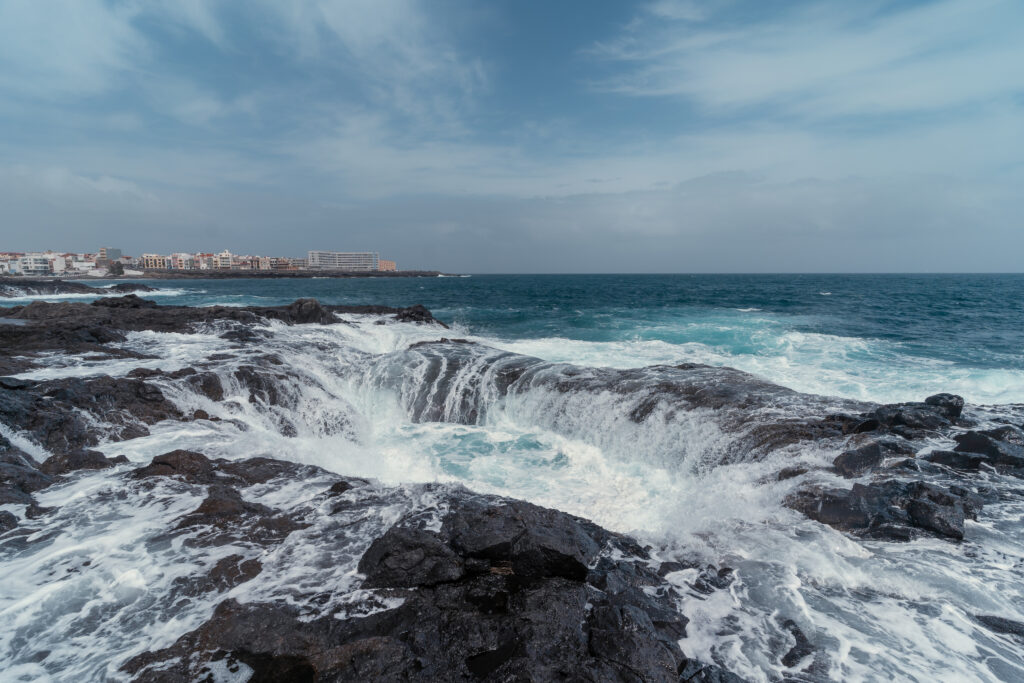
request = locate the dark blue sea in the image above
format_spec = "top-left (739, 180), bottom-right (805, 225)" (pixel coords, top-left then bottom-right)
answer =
top-left (11, 273), bottom-right (1020, 403)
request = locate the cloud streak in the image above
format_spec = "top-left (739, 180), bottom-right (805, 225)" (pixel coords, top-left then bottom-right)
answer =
top-left (0, 0), bottom-right (1021, 271)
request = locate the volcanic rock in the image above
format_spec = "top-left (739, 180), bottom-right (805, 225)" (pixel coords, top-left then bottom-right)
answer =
top-left (39, 449), bottom-right (128, 475)
top-left (787, 480), bottom-right (980, 541)
top-left (123, 493), bottom-right (741, 682)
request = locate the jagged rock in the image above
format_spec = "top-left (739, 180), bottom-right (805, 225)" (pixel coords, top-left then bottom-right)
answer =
top-left (833, 443), bottom-right (887, 478)
top-left (171, 554), bottom-right (262, 599)
top-left (1, 436), bottom-right (53, 506)
top-left (131, 450), bottom-right (219, 484)
top-left (173, 484), bottom-right (304, 547)
top-left (359, 526), bottom-right (466, 588)
top-left (234, 366), bottom-right (287, 407)
top-left (0, 375), bottom-right (181, 452)
top-left (833, 440), bottom-right (913, 478)
top-left (107, 283), bottom-right (157, 293)
top-left (923, 450), bottom-right (993, 473)
top-left (925, 393), bottom-right (965, 421)
top-left (123, 493), bottom-right (741, 682)
top-left (0, 279), bottom-right (98, 297)
top-left (261, 298), bottom-right (337, 325)
top-left (39, 449), bottom-right (127, 475)
top-left (870, 401), bottom-right (953, 432)
top-left (788, 480), bottom-right (980, 541)
top-left (954, 430), bottom-right (1024, 470)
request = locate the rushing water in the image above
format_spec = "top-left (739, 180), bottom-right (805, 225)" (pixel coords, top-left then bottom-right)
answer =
top-left (3, 274), bottom-right (1024, 681)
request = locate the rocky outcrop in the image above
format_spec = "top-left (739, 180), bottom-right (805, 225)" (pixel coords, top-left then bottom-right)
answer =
top-left (123, 477), bottom-right (742, 682)
top-left (0, 297), bottom-right (448, 373)
top-left (0, 279), bottom-right (157, 298)
top-left (0, 375), bottom-right (182, 452)
top-left (787, 480), bottom-right (982, 541)
top-left (0, 279), bottom-right (98, 297)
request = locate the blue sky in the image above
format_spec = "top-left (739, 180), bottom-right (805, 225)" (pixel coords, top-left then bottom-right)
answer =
top-left (1, 0), bottom-right (1022, 271)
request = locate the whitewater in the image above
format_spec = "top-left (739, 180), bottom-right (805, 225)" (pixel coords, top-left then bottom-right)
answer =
top-left (2, 274), bottom-right (1024, 681)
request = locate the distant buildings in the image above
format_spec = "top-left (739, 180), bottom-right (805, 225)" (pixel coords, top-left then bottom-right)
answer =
top-left (0, 246), bottom-right (400, 275)
top-left (307, 251), bottom-right (379, 271)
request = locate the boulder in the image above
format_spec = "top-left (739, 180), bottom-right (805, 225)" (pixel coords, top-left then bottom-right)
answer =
top-left (39, 449), bottom-right (127, 475)
top-left (788, 480), bottom-right (980, 541)
top-left (131, 450), bottom-right (218, 484)
top-left (833, 443), bottom-right (886, 478)
top-left (925, 393), bottom-right (965, 421)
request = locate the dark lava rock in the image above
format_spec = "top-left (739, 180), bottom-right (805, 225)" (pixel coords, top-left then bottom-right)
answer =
top-left (174, 484), bottom-right (304, 547)
top-left (780, 618), bottom-right (815, 669)
top-left (923, 450), bottom-right (993, 473)
top-left (925, 393), bottom-right (965, 422)
top-left (39, 449), bottom-right (126, 475)
top-left (131, 450), bottom-right (219, 484)
top-left (788, 480), bottom-right (980, 541)
top-left (777, 466), bottom-right (808, 481)
top-left (954, 430), bottom-right (1024, 471)
top-left (261, 298), bottom-right (337, 325)
top-left (833, 443), bottom-right (887, 478)
top-left (1, 436), bottom-right (53, 506)
top-left (394, 303), bottom-right (443, 325)
top-left (91, 294), bottom-right (158, 309)
top-left (326, 480), bottom-right (355, 496)
top-left (233, 365), bottom-right (290, 407)
top-left (870, 400), bottom-right (954, 433)
top-left (171, 554), bottom-right (263, 599)
top-left (0, 375), bottom-right (181, 452)
top-left (124, 493), bottom-right (741, 683)
top-left (107, 283), bottom-right (157, 293)
top-left (359, 526), bottom-right (466, 588)
top-left (833, 440), bottom-right (913, 478)
top-left (976, 615), bottom-right (1024, 639)
top-left (0, 279), bottom-right (97, 297)
top-left (0, 510), bottom-right (17, 533)
top-left (848, 417), bottom-right (881, 434)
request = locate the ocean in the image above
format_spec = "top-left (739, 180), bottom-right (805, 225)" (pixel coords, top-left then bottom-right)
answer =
top-left (2, 274), bottom-right (1024, 680)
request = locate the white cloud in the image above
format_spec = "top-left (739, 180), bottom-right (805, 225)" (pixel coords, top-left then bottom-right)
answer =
top-left (0, 0), bottom-right (143, 97)
top-left (592, 0), bottom-right (1024, 120)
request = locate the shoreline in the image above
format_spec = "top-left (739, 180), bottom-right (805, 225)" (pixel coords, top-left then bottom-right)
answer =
top-left (1, 270), bottom-right (458, 281)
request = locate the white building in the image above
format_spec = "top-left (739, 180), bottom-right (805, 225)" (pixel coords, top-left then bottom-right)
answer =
top-left (307, 250), bottom-right (379, 271)
top-left (213, 250), bottom-right (234, 269)
top-left (18, 253), bottom-right (52, 276)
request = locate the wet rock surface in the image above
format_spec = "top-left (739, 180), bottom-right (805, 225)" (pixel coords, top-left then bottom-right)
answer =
top-left (0, 375), bottom-right (182, 452)
top-left (123, 482), bottom-right (743, 682)
top-left (0, 296), bottom-right (447, 373)
top-left (787, 479), bottom-right (979, 541)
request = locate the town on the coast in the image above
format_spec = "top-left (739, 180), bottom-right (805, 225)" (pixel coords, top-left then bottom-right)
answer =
top-left (0, 249), bottom-right (398, 277)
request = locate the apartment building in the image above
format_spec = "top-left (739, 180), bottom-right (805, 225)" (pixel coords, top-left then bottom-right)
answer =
top-left (307, 251), bottom-right (379, 271)
top-left (141, 253), bottom-right (169, 270)
top-left (378, 259), bottom-right (397, 272)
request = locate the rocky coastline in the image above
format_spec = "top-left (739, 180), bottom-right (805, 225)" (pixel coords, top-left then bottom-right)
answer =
top-left (2, 295), bottom-right (1023, 680)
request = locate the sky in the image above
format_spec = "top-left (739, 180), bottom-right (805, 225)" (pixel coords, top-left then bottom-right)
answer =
top-left (0, 0), bottom-right (1022, 272)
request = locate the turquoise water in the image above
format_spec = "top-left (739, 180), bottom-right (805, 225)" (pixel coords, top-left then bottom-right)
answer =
top-left (14, 273), bottom-right (1023, 404)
